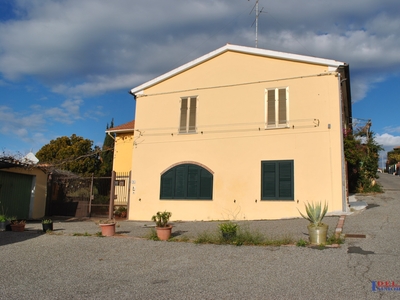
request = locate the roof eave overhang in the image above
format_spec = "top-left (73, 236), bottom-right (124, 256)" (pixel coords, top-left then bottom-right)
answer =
top-left (105, 129), bottom-right (134, 134)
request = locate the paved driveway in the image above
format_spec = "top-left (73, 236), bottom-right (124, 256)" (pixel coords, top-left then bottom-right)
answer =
top-left (1, 174), bottom-right (400, 299)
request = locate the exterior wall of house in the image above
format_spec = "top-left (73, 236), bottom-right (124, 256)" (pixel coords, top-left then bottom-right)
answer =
top-left (130, 51), bottom-right (345, 221)
top-left (113, 132), bottom-right (134, 173)
top-left (2, 167), bottom-right (47, 219)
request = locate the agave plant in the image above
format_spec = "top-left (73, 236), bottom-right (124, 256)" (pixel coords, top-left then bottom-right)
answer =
top-left (298, 202), bottom-right (328, 227)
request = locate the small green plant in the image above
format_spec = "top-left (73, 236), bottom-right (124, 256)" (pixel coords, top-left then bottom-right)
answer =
top-left (298, 202), bottom-right (328, 227)
top-left (98, 219), bottom-right (116, 225)
top-left (0, 215), bottom-right (6, 222)
top-left (218, 222), bottom-right (238, 233)
top-left (11, 219), bottom-right (26, 225)
top-left (42, 219), bottom-right (53, 224)
top-left (147, 229), bottom-right (159, 241)
top-left (326, 234), bottom-right (344, 245)
top-left (219, 222), bottom-right (238, 241)
top-left (95, 231), bottom-right (104, 237)
top-left (114, 206), bottom-right (127, 217)
top-left (151, 211), bottom-right (172, 227)
top-left (296, 238), bottom-right (308, 247)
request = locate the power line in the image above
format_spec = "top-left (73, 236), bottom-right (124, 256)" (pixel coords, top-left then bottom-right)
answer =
top-left (136, 71), bottom-right (336, 98)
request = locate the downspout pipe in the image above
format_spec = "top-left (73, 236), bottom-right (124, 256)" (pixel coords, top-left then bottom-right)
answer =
top-left (338, 70), bottom-right (348, 213)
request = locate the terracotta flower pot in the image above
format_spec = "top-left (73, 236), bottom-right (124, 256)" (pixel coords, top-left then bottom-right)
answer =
top-left (99, 223), bottom-right (116, 236)
top-left (156, 225), bottom-right (172, 241)
top-left (10, 224), bottom-right (25, 232)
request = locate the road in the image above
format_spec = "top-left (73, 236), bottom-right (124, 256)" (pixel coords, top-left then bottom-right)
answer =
top-left (1, 174), bottom-right (400, 299)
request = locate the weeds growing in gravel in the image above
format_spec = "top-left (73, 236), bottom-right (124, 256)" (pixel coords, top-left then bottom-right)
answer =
top-left (192, 227), bottom-right (294, 246)
top-left (73, 232), bottom-right (92, 236)
top-left (146, 229), bottom-right (159, 241)
top-left (326, 233), bottom-right (344, 245)
top-left (296, 239), bottom-right (308, 247)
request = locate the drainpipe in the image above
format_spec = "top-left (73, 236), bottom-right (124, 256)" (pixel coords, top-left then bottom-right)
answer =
top-left (338, 71), bottom-right (348, 213)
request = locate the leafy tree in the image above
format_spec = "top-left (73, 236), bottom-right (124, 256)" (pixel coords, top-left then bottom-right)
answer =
top-left (36, 134), bottom-right (101, 176)
top-left (98, 119), bottom-right (115, 176)
top-left (344, 128), bottom-right (383, 193)
top-left (387, 148), bottom-right (400, 166)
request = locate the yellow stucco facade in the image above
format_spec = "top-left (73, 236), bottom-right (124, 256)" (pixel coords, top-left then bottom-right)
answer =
top-left (129, 45), bottom-right (351, 221)
top-left (112, 132), bottom-right (134, 173)
top-left (1, 167), bottom-right (47, 219)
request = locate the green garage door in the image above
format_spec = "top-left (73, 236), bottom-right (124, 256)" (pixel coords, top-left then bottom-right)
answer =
top-left (0, 171), bottom-right (33, 219)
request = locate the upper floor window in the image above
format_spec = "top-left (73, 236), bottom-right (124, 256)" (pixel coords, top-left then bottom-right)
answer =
top-left (265, 87), bottom-right (289, 128)
top-left (179, 96), bottom-right (197, 133)
top-left (160, 163), bottom-right (213, 200)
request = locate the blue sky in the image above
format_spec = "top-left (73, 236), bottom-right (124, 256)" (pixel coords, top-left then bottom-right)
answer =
top-left (0, 0), bottom-right (399, 168)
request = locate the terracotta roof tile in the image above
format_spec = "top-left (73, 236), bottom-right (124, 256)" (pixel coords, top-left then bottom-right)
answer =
top-left (106, 120), bottom-right (135, 132)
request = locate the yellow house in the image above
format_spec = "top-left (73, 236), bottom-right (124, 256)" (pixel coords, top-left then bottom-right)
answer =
top-left (106, 120), bottom-right (135, 207)
top-left (128, 44), bottom-right (352, 221)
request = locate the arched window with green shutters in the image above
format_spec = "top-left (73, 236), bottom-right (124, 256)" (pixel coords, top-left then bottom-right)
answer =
top-left (160, 164), bottom-right (213, 200)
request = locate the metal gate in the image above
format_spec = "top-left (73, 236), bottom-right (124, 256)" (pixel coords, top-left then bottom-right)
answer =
top-left (47, 171), bottom-right (130, 218)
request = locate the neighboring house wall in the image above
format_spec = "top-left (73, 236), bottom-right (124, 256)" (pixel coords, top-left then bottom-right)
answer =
top-left (113, 132), bottom-right (134, 173)
top-left (129, 45), bottom-right (350, 221)
top-left (0, 167), bottom-right (47, 219)
top-left (107, 121), bottom-right (135, 207)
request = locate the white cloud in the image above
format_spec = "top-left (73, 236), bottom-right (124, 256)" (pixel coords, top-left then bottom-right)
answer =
top-left (44, 98), bottom-right (83, 123)
top-left (375, 133), bottom-right (400, 147)
top-left (0, 98), bottom-right (84, 144)
top-left (0, 0), bottom-right (398, 101)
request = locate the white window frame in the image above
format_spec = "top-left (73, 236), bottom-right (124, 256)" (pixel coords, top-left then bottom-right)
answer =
top-left (179, 96), bottom-right (197, 134)
top-left (264, 87), bottom-right (289, 129)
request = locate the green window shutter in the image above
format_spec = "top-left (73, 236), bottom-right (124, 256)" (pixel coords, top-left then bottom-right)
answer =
top-left (267, 89), bottom-right (276, 127)
top-left (174, 165), bottom-right (187, 198)
top-left (278, 161), bottom-right (293, 198)
top-left (199, 169), bottom-right (213, 199)
top-left (262, 162), bottom-right (276, 198)
top-left (261, 160), bottom-right (294, 201)
top-left (187, 165), bottom-right (199, 198)
top-left (188, 97), bottom-right (197, 132)
top-left (160, 163), bottom-right (213, 200)
top-left (179, 98), bottom-right (188, 133)
top-left (160, 169), bottom-right (174, 199)
top-left (278, 88), bottom-right (287, 125)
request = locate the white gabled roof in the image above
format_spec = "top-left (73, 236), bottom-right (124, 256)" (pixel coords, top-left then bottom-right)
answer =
top-left (130, 44), bottom-right (346, 95)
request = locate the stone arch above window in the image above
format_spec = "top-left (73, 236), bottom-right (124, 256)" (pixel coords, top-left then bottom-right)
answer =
top-left (160, 163), bottom-right (213, 200)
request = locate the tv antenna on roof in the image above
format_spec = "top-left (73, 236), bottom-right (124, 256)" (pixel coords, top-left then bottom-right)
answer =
top-left (249, 0), bottom-right (265, 48)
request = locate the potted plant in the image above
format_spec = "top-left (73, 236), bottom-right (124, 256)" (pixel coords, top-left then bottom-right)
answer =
top-left (98, 219), bottom-right (116, 236)
top-left (219, 222), bottom-right (238, 241)
top-left (114, 206), bottom-right (127, 218)
top-left (298, 202), bottom-right (328, 244)
top-left (151, 211), bottom-right (172, 241)
top-left (10, 219), bottom-right (26, 232)
top-left (42, 219), bottom-right (53, 232)
top-left (0, 214), bottom-right (7, 231)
